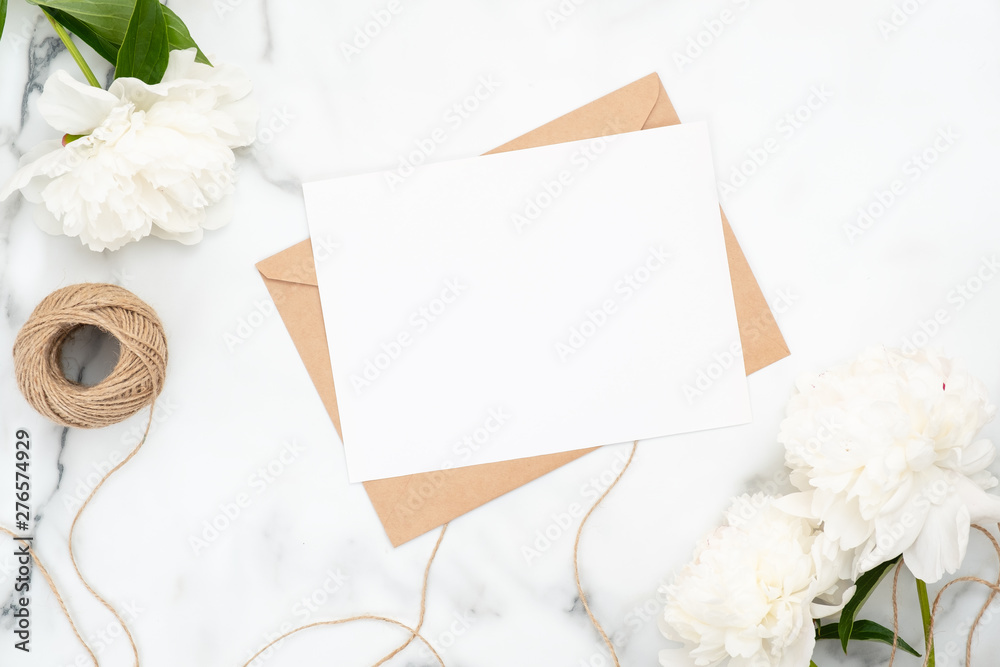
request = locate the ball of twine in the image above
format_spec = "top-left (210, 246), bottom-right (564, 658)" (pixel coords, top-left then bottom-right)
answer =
top-left (13, 283), bottom-right (168, 429)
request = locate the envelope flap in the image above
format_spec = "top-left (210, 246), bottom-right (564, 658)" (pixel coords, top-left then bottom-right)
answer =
top-left (485, 73), bottom-right (663, 155)
top-left (255, 239), bottom-right (318, 286)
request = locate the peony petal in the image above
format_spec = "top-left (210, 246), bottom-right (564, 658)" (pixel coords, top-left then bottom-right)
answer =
top-left (32, 203), bottom-right (64, 237)
top-left (777, 628), bottom-right (815, 667)
top-left (955, 476), bottom-right (1000, 523)
top-left (0, 140), bottom-right (73, 202)
top-left (810, 583), bottom-right (856, 619)
top-left (823, 496), bottom-right (871, 549)
top-left (9, 50), bottom-right (256, 252)
top-left (772, 492), bottom-right (815, 519)
top-left (109, 76), bottom-right (168, 113)
top-left (957, 438), bottom-right (997, 476)
top-left (657, 647), bottom-right (691, 667)
top-left (37, 70), bottom-right (119, 134)
top-left (199, 194), bottom-right (234, 231)
top-left (215, 96), bottom-right (258, 147)
top-left (159, 47), bottom-right (201, 81)
top-left (903, 498), bottom-right (970, 583)
top-left (149, 222), bottom-right (204, 245)
top-left (723, 629), bottom-right (760, 659)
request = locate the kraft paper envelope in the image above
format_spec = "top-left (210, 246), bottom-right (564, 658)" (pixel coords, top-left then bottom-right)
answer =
top-left (256, 72), bottom-right (790, 546)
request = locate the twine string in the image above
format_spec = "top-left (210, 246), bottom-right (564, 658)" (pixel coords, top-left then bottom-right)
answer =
top-left (65, 403), bottom-right (154, 667)
top-left (889, 560), bottom-right (904, 667)
top-left (887, 523), bottom-right (1000, 667)
top-left (0, 526), bottom-right (97, 664)
top-left (240, 523), bottom-right (449, 667)
top-left (573, 442), bottom-right (638, 667)
top-left (8, 283), bottom-right (168, 667)
top-left (923, 575), bottom-right (1000, 667)
top-left (241, 616), bottom-right (445, 667)
top-left (0, 402), bottom-right (156, 667)
top-left (965, 524), bottom-right (1000, 662)
top-left (14, 283), bottom-right (167, 429)
top-left (372, 523), bottom-right (449, 666)
top-left (23, 284), bottom-right (1000, 667)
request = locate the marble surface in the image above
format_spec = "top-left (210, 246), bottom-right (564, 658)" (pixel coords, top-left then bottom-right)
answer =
top-left (2, 0), bottom-right (1000, 665)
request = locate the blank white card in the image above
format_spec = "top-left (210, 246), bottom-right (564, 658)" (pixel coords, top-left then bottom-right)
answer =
top-left (304, 123), bottom-right (751, 482)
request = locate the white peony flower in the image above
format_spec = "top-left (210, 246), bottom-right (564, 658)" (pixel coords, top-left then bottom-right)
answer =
top-left (0, 48), bottom-right (257, 251)
top-left (659, 494), bottom-right (853, 667)
top-left (777, 346), bottom-right (1000, 583)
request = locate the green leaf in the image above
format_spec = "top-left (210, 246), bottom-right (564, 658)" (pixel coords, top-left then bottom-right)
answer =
top-left (838, 556), bottom-right (901, 652)
top-left (819, 619), bottom-right (921, 657)
top-left (115, 0), bottom-right (169, 84)
top-left (34, 1), bottom-right (209, 68)
top-left (162, 5), bottom-right (209, 65)
top-left (42, 6), bottom-right (120, 62)
top-left (1, 0), bottom-right (8, 43)
top-left (30, 0), bottom-right (134, 43)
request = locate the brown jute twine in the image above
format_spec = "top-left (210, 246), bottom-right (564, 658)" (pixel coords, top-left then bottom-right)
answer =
top-left (243, 443), bottom-right (640, 666)
top-left (888, 523), bottom-right (1000, 667)
top-left (0, 525), bottom-right (97, 664)
top-left (573, 442), bottom-right (639, 667)
top-left (1, 283), bottom-right (635, 667)
top-left (241, 523), bottom-right (449, 667)
top-left (570, 445), bottom-right (1000, 667)
top-left (13, 283), bottom-right (168, 428)
top-left (4, 282), bottom-right (168, 666)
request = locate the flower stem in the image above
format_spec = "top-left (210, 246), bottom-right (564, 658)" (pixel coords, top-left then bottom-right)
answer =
top-left (42, 9), bottom-right (102, 88)
top-left (916, 578), bottom-right (935, 667)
